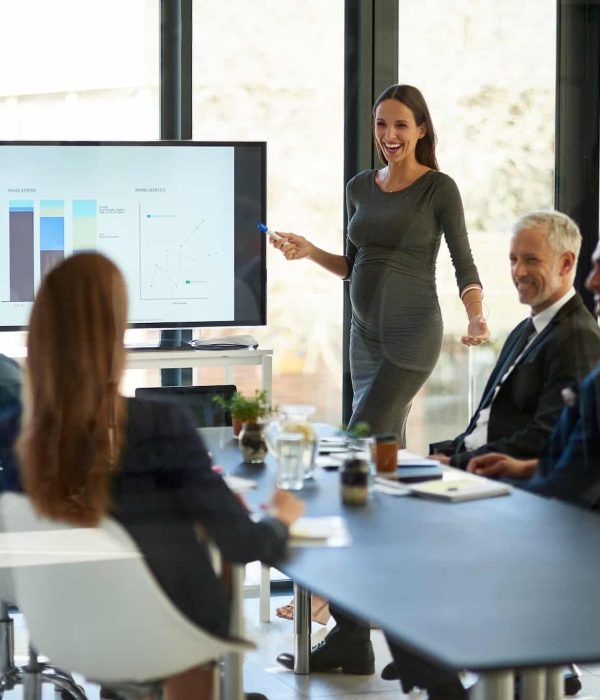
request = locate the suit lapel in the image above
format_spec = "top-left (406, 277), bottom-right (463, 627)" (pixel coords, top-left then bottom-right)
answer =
top-left (517, 293), bottom-right (581, 364)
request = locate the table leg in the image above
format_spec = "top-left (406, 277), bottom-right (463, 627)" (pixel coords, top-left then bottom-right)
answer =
top-left (293, 584), bottom-right (311, 674)
top-left (261, 354), bottom-right (273, 404)
top-left (545, 667), bottom-right (562, 700)
top-left (520, 668), bottom-right (546, 699)
top-left (259, 564), bottom-right (270, 622)
top-left (472, 670), bottom-right (514, 700)
top-left (222, 564), bottom-right (245, 700)
top-left (224, 366), bottom-right (235, 387)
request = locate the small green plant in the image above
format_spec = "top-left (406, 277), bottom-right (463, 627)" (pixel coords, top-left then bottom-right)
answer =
top-left (213, 389), bottom-right (270, 423)
top-left (345, 421), bottom-right (371, 439)
top-left (341, 421), bottom-right (372, 452)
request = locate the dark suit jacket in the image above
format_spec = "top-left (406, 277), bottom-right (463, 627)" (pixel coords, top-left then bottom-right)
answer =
top-left (1, 397), bottom-right (288, 639)
top-left (520, 364), bottom-right (600, 508)
top-left (430, 294), bottom-right (600, 468)
top-left (0, 354), bottom-right (22, 488)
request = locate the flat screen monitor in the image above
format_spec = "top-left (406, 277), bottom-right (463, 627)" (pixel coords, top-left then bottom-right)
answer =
top-left (0, 141), bottom-right (266, 330)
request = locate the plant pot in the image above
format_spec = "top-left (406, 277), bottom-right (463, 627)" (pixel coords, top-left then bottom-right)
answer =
top-left (239, 421), bottom-right (268, 463)
top-left (232, 416), bottom-right (244, 437)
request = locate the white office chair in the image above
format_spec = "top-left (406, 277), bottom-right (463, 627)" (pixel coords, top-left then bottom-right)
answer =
top-left (0, 548), bottom-right (88, 700)
top-left (0, 492), bottom-right (254, 697)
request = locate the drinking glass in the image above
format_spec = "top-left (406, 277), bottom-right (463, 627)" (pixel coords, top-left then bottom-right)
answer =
top-left (276, 432), bottom-right (305, 490)
top-left (266, 405), bottom-right (317, 478)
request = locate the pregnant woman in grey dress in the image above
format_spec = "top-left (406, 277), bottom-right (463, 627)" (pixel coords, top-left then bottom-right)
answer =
top-left (274, 86), bottom-right (488, 700)
top-left (272, 84), bottom-right (489, 447)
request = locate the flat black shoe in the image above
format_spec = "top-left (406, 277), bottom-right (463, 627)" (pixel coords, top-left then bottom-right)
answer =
top-left (381, 663), bottom-right (466, 698)
top-left (380, 661), bottom-right (399, 680)
top-left (276, 637), bottom-right (375, 675)
top-left (427, 679), bottom-right (469, 700)
top-left (564, 670), bottom-right (582, 696)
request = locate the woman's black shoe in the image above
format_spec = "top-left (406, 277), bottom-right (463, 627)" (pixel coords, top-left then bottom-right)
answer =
top-left (380, 662), bottom-right (467, 699)
top-left (380, 661), bottom-right (399, 680)
top-left (276, 635), bottom-right (375, 674)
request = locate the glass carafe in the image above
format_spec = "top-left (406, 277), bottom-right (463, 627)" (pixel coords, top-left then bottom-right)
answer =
top-left (267, 404), bottom-right (317, 478)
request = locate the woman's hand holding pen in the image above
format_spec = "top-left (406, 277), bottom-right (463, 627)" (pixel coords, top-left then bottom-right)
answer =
top-left (461, 315), bottom-right (490, 346)
top-left (270, 231), bottom-right (315, 261)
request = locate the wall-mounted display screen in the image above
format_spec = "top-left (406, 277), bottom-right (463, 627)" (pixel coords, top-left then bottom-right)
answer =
top-left (0, 141), bottom-right (266, 330)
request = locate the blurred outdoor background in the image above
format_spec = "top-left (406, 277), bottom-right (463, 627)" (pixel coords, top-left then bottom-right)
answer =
top-left (0, 0), bottom-right (554, 452)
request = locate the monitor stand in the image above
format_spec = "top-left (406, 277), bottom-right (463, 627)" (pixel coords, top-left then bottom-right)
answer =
top-left (125, 341), bottom-right (195, 352)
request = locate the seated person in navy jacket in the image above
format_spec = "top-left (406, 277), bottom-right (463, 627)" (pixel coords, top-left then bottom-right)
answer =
top-left (467, 235), bottom-right (600, 508)
top-left (430, 211), bottom-right (600, 469)
top-left (0, 353), bottom-right (22, 490)
top-left (9, 252), bottom-right (305, 700)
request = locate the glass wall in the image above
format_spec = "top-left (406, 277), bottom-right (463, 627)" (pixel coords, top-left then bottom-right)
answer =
top-left (397, 0), bottom-right (556, 452)
top-left (192, 0), bottom-right (344, 424)
top-left (0, 0), bottom-right (160, 390)
top-left (0, 1), bottom-right (159, 141)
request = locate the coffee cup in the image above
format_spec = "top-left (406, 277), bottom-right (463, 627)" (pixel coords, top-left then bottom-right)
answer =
top-left (372, 433), bottom-right (399, 473)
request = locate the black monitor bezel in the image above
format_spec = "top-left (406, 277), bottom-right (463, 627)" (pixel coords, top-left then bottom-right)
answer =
top-left (0, 139), bottom-right (267, 331)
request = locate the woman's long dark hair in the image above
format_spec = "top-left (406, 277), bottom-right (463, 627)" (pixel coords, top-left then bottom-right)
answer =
top-left (17, 253), bottom-right (128, 526)
top-left (373, 84), bottom-right (439, 170)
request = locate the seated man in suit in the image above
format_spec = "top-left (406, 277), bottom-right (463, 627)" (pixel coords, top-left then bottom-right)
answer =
top-left (467, 234), bottom-right (600, 508)
top-left (382, 227), bottom-right (600, 698)
top-left (431, 210), bottom-right (600, 469)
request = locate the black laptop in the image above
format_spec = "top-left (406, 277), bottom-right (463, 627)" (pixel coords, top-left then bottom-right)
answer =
top-left (134, 385), bottom-right (236, 428)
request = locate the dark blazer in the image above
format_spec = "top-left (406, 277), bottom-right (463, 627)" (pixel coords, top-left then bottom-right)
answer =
top-left (431, 294), bottom-right (600, 468)
top-left (1, 397), bottom-right (288, 639)
top-left (521, 364), bottom-right (600, 508)
top-left (0, 354), bottom-right (22, 488)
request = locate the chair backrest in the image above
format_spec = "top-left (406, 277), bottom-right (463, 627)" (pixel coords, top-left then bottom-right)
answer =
top-left (0, 492), bottom-right (252, 683)
top-left (134, 385), bottom-right (236, 427)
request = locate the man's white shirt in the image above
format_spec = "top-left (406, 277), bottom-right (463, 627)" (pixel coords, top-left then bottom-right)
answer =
top-left (464, 288), bottom-right (576, 451)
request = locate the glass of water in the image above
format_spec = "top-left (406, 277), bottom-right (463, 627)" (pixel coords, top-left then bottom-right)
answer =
top-left (276, 432), bottom-right (305, 490)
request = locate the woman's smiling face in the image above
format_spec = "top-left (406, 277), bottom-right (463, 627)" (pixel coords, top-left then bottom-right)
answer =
top-left (374, 99), bottom-right (426, 165)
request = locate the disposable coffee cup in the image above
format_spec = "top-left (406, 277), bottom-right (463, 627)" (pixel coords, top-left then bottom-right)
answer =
top-left (372, 433), bottom-right (399, 473)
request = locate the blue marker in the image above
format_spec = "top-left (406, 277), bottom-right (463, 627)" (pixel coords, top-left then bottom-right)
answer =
top-left (258, 223), bottom-right (289, 246)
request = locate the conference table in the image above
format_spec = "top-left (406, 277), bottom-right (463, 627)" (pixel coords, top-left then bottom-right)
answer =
top-left (202, 426), bottom-right (600, 700)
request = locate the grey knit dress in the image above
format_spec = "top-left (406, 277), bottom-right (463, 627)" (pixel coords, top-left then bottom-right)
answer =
top-left (345, 169), bottom-right (481, 440)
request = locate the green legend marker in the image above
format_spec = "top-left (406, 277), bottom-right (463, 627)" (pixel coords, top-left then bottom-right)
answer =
top-left (185, 280), bottom-right (191, 284)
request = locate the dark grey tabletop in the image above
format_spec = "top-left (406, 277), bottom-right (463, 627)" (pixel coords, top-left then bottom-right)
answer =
top-left (203, 428), bottom-right (600, 672)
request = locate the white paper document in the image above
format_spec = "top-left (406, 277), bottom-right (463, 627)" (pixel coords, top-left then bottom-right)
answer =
top-left (373, 477), bottom-right (410, 497)
top-left (398, 449), bottom-right (441, 466)
top-left (409, 476), bottom-right (511, 502)
top-left (289, 516), bottom-right (352, 547)
top-left (223, 475), bottom-right (256, 493)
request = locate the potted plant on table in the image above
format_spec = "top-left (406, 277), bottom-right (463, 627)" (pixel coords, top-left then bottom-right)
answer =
top-left (214, 389), bottom-right (270, 463)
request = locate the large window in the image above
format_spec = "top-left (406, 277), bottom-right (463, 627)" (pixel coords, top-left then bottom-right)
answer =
top-left (191, 0), bottom-right (345, 424)
top-left (398, 0), bottom-right (556, 451)
top-left (0, 1), bottom-right (159, 141)
top-left (0, 0), bottom-right (159, 389)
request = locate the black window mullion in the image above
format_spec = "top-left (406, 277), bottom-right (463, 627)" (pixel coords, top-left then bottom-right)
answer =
top-left (342, 0), bottom-right (398, 424)
top-left (555, 0), bottom-right (600, 312)
top-left (159, 0), bottom-right (193, 383)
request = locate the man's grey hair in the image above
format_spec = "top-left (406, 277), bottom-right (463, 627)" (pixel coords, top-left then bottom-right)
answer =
top-left (513, 210), bottom-right (582, 262)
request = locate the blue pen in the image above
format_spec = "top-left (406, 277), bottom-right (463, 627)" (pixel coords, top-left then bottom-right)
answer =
top-left (258, 223), bottom-right (290, 246)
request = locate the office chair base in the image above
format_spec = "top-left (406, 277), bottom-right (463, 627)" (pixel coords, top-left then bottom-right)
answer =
top-left (564, 663), bottom-right (582, 696)
top-left (0, 668), bottom-right (23, 698)
top-left (100, 682), bottom-right (163, 700)
top-left (23, 647), bottom-right (87, 700)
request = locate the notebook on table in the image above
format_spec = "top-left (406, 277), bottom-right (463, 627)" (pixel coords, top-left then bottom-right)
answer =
top-left (409, 476), bottom-right (511, 502)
